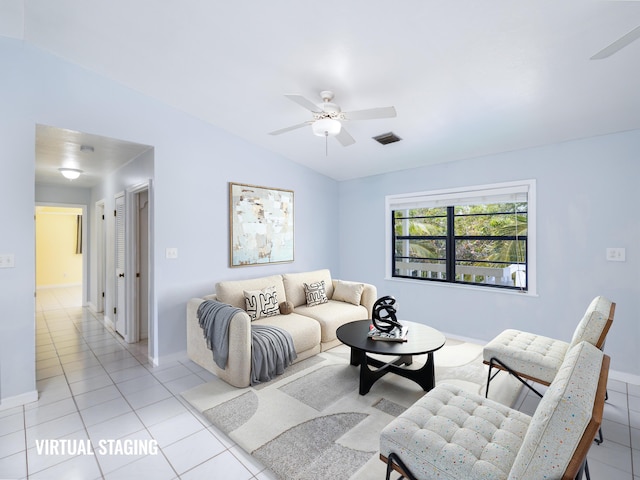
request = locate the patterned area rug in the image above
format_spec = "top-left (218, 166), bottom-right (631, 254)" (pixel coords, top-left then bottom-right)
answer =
top-left (181, 339), bottom-right (523, 480)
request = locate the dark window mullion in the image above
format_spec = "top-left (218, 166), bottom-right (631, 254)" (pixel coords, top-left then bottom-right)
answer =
top-left (446, 206), bottom-right (455, 282)
top-left (455, 235), bottom-right (528, 242)
top-left (391, 210), bottom-right (397, 275)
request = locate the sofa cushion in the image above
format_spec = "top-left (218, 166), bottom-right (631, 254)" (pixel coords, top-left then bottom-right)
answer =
top-left (508, 341), bottom-right (603, 479)
top-left (303, 280), bottom-right (328, 307)
top-left (380, 383), bottom-right (531, 480)
top-left (568, 296), bottom-right (613, 350)
top-left (482, 329), bottom-right (568, 384)
top-left (244, 286), bottom-right (280, 320)
top-left (253, 312), bottom-right (321, 354)
top-left (332, 280), bottom-right (365, 306)
top-left (283, 269), bottom-right (334, 307)
top-left (216, 275), bottom-right (286, 310)
top-left (294, 300), bottom-right (368, 343)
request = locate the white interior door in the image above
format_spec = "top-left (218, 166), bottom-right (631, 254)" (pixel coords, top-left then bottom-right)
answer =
top-left (115, 194), bottom-right (126, 337)
top-left (96, 201), bottom-right (105, 313)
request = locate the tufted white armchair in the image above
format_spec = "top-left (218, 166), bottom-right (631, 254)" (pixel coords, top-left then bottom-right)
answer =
top-left (482, 296), bottom-right (614, 397)
top-left (380, 341), bottom-right (609, 480)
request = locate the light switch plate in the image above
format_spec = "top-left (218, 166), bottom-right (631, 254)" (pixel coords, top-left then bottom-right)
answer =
top-left (606, 247), bottom-right (626, 262)
top-left (166, 248), bottom-right (178, 259)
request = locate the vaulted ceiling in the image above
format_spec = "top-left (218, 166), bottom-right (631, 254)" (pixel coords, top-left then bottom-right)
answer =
top-left (3, 0), bottom-right (640, 181)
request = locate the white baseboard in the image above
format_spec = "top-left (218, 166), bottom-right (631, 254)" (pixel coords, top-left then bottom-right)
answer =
top-left (153, 350), bottom-right (189, 367)
top-left (608, 369), bottom-right (640, 385)
top-left (36, 283), bottom-right (82, 289)
top-left (103, 315), bottom-right (115, 332)
top-left (442, 331), bottom-right (487, 345)
top-left (148, 354), bottom-right (159, 367)
top-left (0, 390), bottom-right (38, 410)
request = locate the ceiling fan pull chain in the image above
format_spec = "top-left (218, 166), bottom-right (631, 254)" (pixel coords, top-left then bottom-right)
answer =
top-left (325, 131), bottom-right (329, 156)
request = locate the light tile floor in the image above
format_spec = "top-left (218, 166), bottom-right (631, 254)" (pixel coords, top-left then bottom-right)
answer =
top-left (0, 287), bottom-right (276, 480)
top-left (0, 286), bottom-right (638, 479)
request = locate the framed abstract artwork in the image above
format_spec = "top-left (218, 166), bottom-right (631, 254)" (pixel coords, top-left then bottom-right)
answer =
top-left (229, 182), bottom-right (294, 267)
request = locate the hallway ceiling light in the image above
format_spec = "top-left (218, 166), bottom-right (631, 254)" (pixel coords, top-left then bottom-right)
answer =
top-left (58, 168), bottom-right (83, 180)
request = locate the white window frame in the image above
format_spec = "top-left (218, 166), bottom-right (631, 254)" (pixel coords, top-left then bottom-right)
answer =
top-left (385, 179), bottom-right (537, 295)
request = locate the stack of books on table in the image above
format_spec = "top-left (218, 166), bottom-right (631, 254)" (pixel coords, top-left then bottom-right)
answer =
top-left (367, 325), bottom-right (408, 342)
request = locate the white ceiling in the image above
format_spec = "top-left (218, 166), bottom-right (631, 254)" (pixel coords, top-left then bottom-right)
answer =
top-left (4, 0), bottom-right (640, 182)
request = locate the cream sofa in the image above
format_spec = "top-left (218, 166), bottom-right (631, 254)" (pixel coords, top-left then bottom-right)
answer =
top-left (187, 269), bottom-right (377, 387)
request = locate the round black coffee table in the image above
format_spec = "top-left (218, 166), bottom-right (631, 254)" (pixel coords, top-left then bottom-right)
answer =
top-left (336, 320), bottom-right (446, 395)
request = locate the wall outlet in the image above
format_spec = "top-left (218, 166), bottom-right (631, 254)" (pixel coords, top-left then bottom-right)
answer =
top-left (165, 248), bottom-right (178, 259)
top-left (0, 254), bottom-right (15, 268)
top-left (606, 247), bottom-right (626, 262)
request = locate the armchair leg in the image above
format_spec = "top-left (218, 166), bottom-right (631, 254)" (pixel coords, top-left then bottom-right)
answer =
top-left (574, 458), bottom-right (591, 480)
top-left (594, 426), bottom-right (604, 445)
top-left (485, 357), bottom-right (544, 398)
top-left (385, 452), bottom-right (418, 480)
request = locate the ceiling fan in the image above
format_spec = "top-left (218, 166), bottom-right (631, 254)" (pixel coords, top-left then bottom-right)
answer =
top-left (591, 24), bottom-right (640, 59)
top-left (268, 90), bottom-right (396, 147)
top-left (589, 0), bottom-right (640, 59)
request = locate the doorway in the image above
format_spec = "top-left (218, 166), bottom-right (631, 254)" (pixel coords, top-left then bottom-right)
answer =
top-left (122, 182), bottom-right (152, 348)
top-left (35, 204), bottom-right (87, 309)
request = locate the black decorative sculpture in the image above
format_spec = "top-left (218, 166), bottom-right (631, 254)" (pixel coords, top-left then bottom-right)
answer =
top-left (371, 295), bottom-right (402, 332)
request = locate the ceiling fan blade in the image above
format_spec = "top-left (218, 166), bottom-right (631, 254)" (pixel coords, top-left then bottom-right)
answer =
top-left (591, 25), bottom-right (640, 59)
top-left (343, 106), bottom-right (397, 121)
top-left (268, 122), bottom-right (311, 136)
top-left (284, 94), bottom-right (320, 112)
top-left (335, 127), bottom-right (356, 147)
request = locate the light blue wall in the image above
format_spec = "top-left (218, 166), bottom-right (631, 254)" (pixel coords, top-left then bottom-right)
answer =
top-left (0, 38), bottom-right (339, 403)
top-left (338, 130), bottom-right (640, 376)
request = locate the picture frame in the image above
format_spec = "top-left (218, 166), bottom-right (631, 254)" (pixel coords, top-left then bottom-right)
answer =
top-left (229, 182), bottom-right (294, 267)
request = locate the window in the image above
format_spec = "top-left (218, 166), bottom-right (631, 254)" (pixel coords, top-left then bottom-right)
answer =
top-left (386, 180), bottom-right (535, 293)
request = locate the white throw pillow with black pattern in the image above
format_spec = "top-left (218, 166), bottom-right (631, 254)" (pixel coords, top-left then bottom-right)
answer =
top-left (244, 286), bottom-right (280, 320)
top-left (303, 280), bottom-right (328, 307)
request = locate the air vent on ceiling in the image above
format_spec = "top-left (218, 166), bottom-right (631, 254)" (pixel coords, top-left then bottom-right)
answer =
top-left (373, 132), bottom-right (401, 145)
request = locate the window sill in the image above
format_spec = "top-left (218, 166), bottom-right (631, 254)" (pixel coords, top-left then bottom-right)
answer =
top-left (384, 276), bottom-right (538, 297)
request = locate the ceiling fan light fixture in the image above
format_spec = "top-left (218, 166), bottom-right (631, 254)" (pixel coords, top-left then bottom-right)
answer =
top-left (312, 118), bottom-right (341, 137)
top-left (58, 167), bottom-right (83, 180)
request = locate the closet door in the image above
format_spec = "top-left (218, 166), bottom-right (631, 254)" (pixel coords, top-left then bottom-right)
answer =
top-left (115, 194), bottom-right (126, 337)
